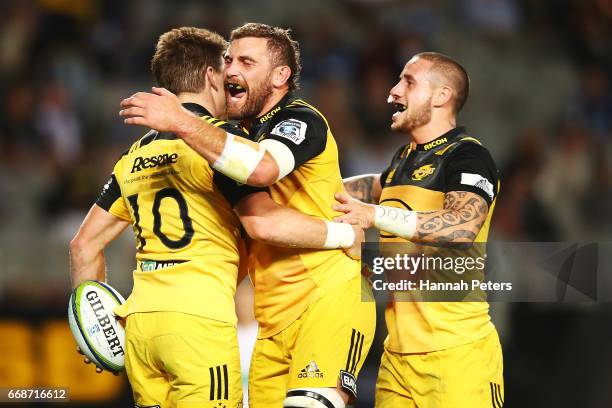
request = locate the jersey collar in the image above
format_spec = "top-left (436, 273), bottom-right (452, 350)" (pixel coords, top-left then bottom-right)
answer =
top-left (182, 102), bottom-right (212, 117)
top-left (414, 126), bottom-right (466, 151)
top-left (254, 92), bottom-right (296, 125)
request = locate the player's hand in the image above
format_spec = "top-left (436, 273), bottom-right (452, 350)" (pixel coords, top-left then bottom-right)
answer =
top-left (119, 87), bottom-right (191, 133)
top-left (77, 346), bottom-right (103, 374)
top-left (76, 347), bottom-right (119, 376)
top-left (333, 193), bottom-right (376, 229)
top-left (344, 225), bottom-right (364, 260)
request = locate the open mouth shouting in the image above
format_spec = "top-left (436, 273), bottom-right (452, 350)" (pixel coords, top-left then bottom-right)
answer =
top-left (226, 82), bottom-right (247, 104)
top-left (392, 102), bottom-right (407, 120)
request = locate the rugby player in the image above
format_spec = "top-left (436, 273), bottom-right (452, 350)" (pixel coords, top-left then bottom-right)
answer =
top-left (70, 27), bottom-right (363, 408)
top-left (119, 23), bottom-right (376, 408)
top-left (334, 52), bottom-right (504, 407)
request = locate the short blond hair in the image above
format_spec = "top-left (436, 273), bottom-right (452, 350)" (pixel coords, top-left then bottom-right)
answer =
top-left (416, 52), bottom-right (470, 113)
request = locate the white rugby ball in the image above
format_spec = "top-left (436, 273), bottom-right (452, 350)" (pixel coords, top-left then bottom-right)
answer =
top-left (68, 280), bottom-right (126, 373)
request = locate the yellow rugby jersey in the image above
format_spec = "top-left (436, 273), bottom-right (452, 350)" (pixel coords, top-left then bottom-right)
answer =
top-left (379, 127), bottom-right (499, 353)
top-left (245, 94), bottom-right (361, 338)
top-left (96, 103), bottom-right (261, 324)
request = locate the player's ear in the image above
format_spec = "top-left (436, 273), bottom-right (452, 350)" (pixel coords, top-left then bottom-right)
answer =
top-left (433, 85), bottom-right (453, 108)
top-left (206, 66), bottom-right (220, 92)
top-left (272, 65), bottom-right (291, 89)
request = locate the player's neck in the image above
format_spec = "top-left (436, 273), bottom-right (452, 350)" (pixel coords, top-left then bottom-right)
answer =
top-left (409, 118), bottom-right (456, 145)
top-left (176, 92), bottom-right (218, 117)
top-left (255, 88), bottom-right (289, 119)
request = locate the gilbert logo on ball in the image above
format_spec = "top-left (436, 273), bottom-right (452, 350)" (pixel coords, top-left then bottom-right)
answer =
top-left (68, 280), bottom-right (126, 373)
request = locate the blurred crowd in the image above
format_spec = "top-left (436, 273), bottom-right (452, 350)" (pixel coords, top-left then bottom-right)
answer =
top-left (1, 0), bottom-right (612, 405)
top-left (1, 0), bottom-right (611, 248)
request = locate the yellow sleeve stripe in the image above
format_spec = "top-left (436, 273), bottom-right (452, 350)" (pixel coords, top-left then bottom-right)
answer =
top-left (459, 136), bottom-right (482, 145)
top-left (288, 99), bottom-right (316, 111)
top-left (401, 145), bottom-right (412, 158)
top-left (129, 140), bottom-right (141, 154)
top-left (287, 99), bottom-right (330, 128)
top-left (434, 137), bottom-right (482, 156)
top-left (435, 143), bottom-right (457, 156)
top-left (201, 115), bottom-right (228, 128)
top-left (129, 129), bottom-right (159, 153)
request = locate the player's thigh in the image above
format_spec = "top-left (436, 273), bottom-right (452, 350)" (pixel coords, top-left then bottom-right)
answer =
top-left (437, 330), bottom-right (504, 408)
top-left (150, 313), bottom-right (243, 407)
top-left (375, 348), bottom-right (415, 408)
top-left (288, 277), bottom-right (376, 396)
top-left (248, 332), bottom-right (292, 408)
top-left (375, 389), bottom-right (417, 408)
top-left (124, 313), bottom-right (171, 407)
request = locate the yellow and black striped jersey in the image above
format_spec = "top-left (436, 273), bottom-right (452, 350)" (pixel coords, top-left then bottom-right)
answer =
top-left (244, 94), bottom-right (362, 338)
top-left (379, 126), bottom-right (499, 353)
top-left (96, 103), bottom-right (261, 324)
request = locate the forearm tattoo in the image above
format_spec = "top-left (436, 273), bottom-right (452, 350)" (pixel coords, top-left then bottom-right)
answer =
top-left (414, 191), bottom-right (488, 243)
top-left (344, 176), bottom-right (376, 203)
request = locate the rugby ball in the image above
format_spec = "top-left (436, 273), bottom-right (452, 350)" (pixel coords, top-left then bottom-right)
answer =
top-left (68, 280), bottom-right (126, 373)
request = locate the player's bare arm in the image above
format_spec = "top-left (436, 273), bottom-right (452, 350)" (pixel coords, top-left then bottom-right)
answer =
top-left (70, 204), bottom-right (130, 288)
top-left (70, 204), bottom-right (129, 374)
top-left (414, 191), bottom-right (488, 242)
top-left (119, 87), bottom-right (280, 187)
top-left (343, 173), bottom-right (382, 204)
top-left (333, 190), bottom-right (488, 244)
top-left (235, 192), bottom-right (364, 260)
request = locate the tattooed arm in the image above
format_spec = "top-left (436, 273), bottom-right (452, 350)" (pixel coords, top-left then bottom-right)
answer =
top-left (343, 174), bottom-right (382, 204)
top-left (410, 191), bottom-right (488, 243)
top-left (332, 191), bottom-right (489, 244)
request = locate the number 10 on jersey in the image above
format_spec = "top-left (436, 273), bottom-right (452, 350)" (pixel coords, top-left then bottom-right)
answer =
top-left (127, 187), bottom-right (194, 250)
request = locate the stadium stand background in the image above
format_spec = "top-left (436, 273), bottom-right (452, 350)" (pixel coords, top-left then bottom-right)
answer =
top-left (0, 0), bottom-right (611, 406)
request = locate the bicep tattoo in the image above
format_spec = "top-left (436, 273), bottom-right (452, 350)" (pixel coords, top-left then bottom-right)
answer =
top-left (414, 191), bottom-right (489, 243)
top-left (344, 175), bottom-right (377, 204)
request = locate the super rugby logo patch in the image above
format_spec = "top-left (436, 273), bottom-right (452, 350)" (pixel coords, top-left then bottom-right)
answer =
top-left (270, 119), bottom-right (307, 145)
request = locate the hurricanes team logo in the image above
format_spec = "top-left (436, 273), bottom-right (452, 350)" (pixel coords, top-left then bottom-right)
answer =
top-left (412, 164), bottom-right (436, 181)
top-left (298, 360), bottom-right (324, 378)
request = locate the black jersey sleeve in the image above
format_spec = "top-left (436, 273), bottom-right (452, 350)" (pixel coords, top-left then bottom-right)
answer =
top-left (443, 143), bottom-right (499, 206)
top-left (96, 149), bottom-right (129, 212)
top-left (213, 121), bottom-right (267, 206)
top-left (96, 174), bottom-right (122, 211)
top-left (261, 107), bottom-right (327, 170)
top-left (213, 171), bottom-right (268, 208)
top-left (380, 145), bottom-right (406, 187)
top-left (216, 120), bottom-right (249, 138)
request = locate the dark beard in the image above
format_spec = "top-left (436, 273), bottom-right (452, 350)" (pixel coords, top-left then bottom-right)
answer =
top-left (403, 98), bottom-right (432, 131)
top-left (228, 76), bottom-right (274, 120)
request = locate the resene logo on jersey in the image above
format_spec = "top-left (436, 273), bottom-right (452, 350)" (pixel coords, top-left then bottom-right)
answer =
top-left (131, 153), bottom-right (178, 173)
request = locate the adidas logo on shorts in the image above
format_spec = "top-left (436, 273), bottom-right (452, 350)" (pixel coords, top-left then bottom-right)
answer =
top-left (298, 360), bottom-right (324, 379)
